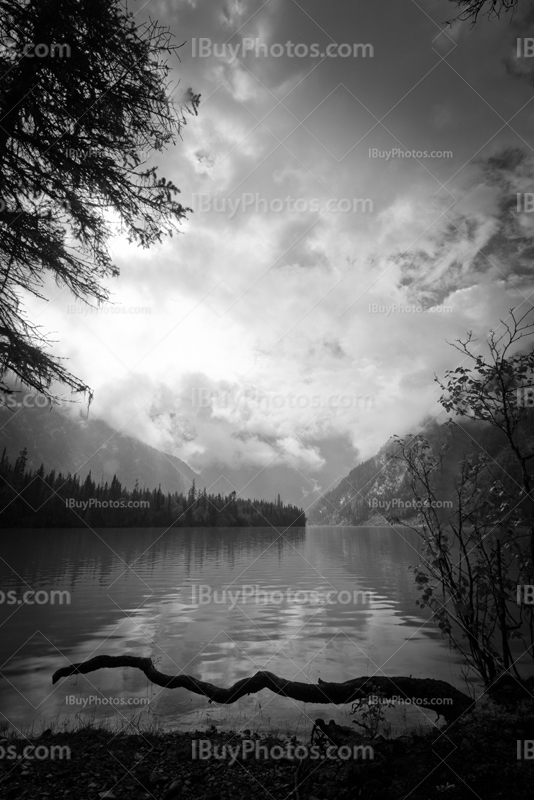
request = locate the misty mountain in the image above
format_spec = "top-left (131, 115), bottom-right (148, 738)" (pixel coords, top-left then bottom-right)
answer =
top-left (307, 420), bottom-right (510, 526)
top-left (0, 402), bottom-right (196, 494)
top-left (0, 402), bottom-right (516, 520)
top-left (0, 401), bottom-right (333, 505)
top-left (194, 436), bottom-right (355, 510)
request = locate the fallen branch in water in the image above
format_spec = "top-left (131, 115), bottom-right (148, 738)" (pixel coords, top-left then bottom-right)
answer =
top-left (53, 655), bottom-right (474, 722)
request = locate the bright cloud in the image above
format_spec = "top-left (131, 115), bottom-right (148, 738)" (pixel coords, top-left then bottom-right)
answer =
top-left (21, 0), bottom-right (534, 500)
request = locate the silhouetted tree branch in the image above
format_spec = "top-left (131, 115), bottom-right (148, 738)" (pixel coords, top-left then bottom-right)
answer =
top-left (0, 0), bottom-right (199, 403)
top-left (52, 655), bottom-right (474, 722)
top-left (446, 0), bottom-right (519, 24)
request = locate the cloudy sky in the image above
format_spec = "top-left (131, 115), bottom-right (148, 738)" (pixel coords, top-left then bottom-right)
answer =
top-left (28, 0), bottom-right (534, 504)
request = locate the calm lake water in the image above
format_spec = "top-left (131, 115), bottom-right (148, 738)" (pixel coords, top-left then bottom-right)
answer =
top-left (0, 526), bottom-right (470, 736)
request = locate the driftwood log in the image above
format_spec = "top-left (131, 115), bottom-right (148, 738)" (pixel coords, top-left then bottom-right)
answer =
top-left (52, 655), bottom-right (474, 723)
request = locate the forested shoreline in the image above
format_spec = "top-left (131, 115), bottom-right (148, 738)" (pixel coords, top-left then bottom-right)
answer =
top-left (0, 448), bottom-right (306, 528)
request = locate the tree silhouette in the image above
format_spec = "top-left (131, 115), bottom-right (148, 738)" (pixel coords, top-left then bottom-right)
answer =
top-left (446, 0), bottom-right (520, 24)
top-left (0, 447), bottom-right (307, 528)
top-left (0, 0), bottom-right (199, 403)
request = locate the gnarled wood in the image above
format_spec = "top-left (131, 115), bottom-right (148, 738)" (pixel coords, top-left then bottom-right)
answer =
top-left (52, 655), bottom-right (474, 722)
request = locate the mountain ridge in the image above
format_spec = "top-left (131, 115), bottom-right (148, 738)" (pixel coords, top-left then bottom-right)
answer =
top-left (0, 402), bottom-right (197, 495)
top-left (307, 419), bottom-right (510, 526)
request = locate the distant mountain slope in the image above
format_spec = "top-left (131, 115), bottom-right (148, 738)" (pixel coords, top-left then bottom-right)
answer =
top-left (0, 403), bottom-right (196, 494)
top-left (0, 401), bottom-right (338, 505)
top-left (307, 420), bottom-right (509, 526)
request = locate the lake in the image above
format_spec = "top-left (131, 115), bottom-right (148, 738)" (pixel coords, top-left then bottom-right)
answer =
top-left (0, 526), bottom-right (471, 736)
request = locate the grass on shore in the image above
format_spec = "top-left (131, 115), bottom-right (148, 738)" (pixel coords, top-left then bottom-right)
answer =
top-left (1, 698), bottom-right (534, 799)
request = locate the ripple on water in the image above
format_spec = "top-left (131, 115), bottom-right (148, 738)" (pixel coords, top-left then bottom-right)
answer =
top-left (0, 526), bottom-right (470, 731)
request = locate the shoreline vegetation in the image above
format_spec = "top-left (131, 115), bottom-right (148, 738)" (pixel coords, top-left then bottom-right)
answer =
top-left (1, 700), bottom-right (533, 800)
top-left (0, 448), bottom-right (306, 528)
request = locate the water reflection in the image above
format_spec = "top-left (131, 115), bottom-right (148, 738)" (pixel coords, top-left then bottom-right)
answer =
top-left (0, 526), bottom-right (467, 734)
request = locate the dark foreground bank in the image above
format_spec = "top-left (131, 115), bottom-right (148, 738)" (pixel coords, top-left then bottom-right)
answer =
top-left (1, 701), bottom-right (534, 800)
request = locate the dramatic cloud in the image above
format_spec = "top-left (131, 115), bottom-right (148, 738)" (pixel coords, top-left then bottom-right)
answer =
top-left (24, 0), bottom-right (534, 501)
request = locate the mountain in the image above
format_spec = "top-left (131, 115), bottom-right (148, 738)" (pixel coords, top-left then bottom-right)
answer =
top-left (0, 402), bottom-right (196, 494)
top-left (1, 400), bottom-right (514, 518)
top-left (0, 397), bottom-right (355, 505)
top-left (307, 419), bottom-right (511, 526)
top-left (177, 433), bottom-right (357, 507)
top-left (0, 401), bottom-right (323, 505)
